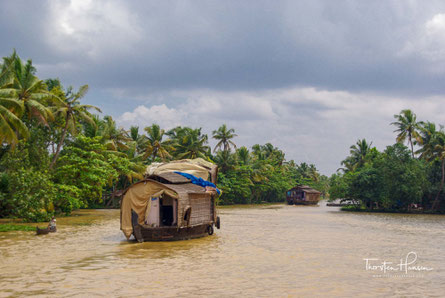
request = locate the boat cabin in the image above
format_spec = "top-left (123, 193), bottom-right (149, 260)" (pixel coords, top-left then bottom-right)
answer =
top-left (120, 159), bottom-right (220, 242)
top-left (286, 185), bottom-right (321, 205)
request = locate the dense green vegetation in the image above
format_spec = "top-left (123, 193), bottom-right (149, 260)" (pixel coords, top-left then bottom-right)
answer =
top-left (330, 110), bottom-right (445, 213)
top-left (0, 51), bottom-right (324, 222)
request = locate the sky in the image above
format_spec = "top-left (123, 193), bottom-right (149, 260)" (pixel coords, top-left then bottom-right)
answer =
top-left (1, 0), bottom-right (445, 174)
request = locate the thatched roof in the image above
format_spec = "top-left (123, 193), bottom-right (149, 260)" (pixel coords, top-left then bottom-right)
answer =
top-left (289, 185), bottom-right (321, 194)
top-left (152, 172), bottom-right (191, 184)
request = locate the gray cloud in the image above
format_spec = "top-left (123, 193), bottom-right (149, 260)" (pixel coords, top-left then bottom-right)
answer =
top-left (2, 0), bottom-right (445, 95)
top-left (2, 0), bottom-right (445, 173)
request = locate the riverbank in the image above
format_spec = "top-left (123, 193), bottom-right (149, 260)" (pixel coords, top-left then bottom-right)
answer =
top-left (340, 205), bottom-right (445, 214)
top-left (0, 209), bottom-right (111, 232)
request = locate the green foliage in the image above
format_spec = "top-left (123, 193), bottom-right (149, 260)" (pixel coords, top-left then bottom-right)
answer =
top-left (217, 165), bottom-right (253, 204)
top-left (53, 135), bottom-right (117, 207)
top-left (330, 143), bottom-right (429, 211)
top-left (216, 143), bottom-right (309, 205)
top-left (0, 146), bottom-right (55, 221)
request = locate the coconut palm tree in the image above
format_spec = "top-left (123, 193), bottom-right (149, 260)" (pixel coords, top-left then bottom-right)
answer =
top-left (2, 53), bottom-right (61, 126)
top-left (50, 85), bottom-right (101, 169)
top-left (214, 150), bottom-right (236, 173)
top-left (392, 109), bottom-right (421, 158)
top-left (212, 124), bottom-right (237, 152)
top-left (237, 146), bottom-right (250, 165)
top-left (339, 139), bottom-right (373, 172)
top-left (0, 97), bottom-right (28, 145)
top-left (82, 114), bottom-right (103, 138)
top-left (350, 139), bottom-right (373, 166)
top-left (309, 164), bottom-right (320, 182)
top-left (169, 126), bottom-right (209, 159)
top-left (0, 54), bottom-right (28, 145)
top-left (297, 162), bottom-right (311, 179)
top-left (100, 116), bottom-right (131, 151)
top-left (416, 121), bottom-right (439, 159)
top-left (142, 124), bottom-right (172, 161)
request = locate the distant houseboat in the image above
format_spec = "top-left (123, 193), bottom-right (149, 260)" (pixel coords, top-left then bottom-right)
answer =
top-left (286, 185), bottom-right (321, 205)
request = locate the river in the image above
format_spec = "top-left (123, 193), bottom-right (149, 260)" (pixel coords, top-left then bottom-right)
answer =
top-left (0, 203), bottom-right (444, 297)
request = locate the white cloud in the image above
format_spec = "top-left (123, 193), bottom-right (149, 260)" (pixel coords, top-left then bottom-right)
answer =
top-left (46, 0), bottom-right (141, 59)
top-left (119, 104), bottom-right (183, 130)
top-left (117, 86), bottom-right (445, 175)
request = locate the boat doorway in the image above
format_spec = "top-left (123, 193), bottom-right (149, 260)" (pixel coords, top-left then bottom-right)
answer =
top-left (160, 196), bottom-right (177, 227)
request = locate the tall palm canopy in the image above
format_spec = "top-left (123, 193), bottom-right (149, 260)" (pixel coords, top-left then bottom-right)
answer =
top-left (101, 115), bottom-right (131, 151)
top-left (237, 146), bottom-right (250, 165)
top-left (168, 126), bottom-right (209, 159)
top-left (212, 124), bottom-right (237, 152)
top-left (50, 84), bottom-right (101, 169)
top-left (392, 109), bottom-right (420, 158)
top-left (143, 124), bottom-right (172, 161)
top-left (339, 139), bottom-right (373, 172)
top-left (0, 55), bottom-right (28, 144)
top-left (2, 52), bottom-right (61, 126)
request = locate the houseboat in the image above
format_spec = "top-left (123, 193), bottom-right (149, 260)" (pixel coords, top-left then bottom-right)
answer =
top-left (286, 185), bottom-right (321, 205)
top-left (120, 158), bottom-right (220, 242)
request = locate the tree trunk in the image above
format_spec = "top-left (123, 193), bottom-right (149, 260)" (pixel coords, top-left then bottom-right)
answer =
top-left (432, 159), bottom-right (444, 211)
top-left (410, 138), bottom-right (415, 158)
top-left (50, 115), bottom-right (70, 170)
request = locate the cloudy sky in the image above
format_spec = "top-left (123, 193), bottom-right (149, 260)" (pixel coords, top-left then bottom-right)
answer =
top-left (1, 0), bottom-right (445, 174)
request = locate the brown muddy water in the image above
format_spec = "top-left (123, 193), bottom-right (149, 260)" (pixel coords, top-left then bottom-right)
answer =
top-left (0, 203), bottom-right (444, 297)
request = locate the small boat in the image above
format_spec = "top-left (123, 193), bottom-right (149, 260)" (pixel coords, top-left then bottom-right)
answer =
top-left (286, 185), bottom-right (321, 205)
top-left (121, 158), bottom-right (221, 242)
top-left (36, 226), bottom-right (57, 235)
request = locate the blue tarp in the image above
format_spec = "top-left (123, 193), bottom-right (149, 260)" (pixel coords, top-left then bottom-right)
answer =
top-left (174, 171), bottom-right (221, 195)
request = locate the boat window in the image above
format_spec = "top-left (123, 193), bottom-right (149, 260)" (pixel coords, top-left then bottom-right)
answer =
top-left (183, 207), bottom-right (192, 224)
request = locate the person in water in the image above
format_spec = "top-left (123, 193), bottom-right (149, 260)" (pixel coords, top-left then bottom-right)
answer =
top-left (48, 216), bottom-right (56, 232)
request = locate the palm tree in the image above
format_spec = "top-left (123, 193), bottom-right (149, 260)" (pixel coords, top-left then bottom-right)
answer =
top-left (212, 124), bottom-right (237, 152)
top-left (2, 53), bottom-right (61, 126)
top-left (392, 109), bottom-right (421, 158)
top-left (82, 114), bottom-right (103, 138)
top-left (251, 144), bottom-right (265, 161)
top-left (0, 97), bottom-right (28, 145)
top-left (125, 126), bottom-right (145, 158)
top-left (214, 150), bottom-right (236, 173)
top-left (309, 164), bottom-right (320, 182)
top-left (297, 162), bottom-right (311, 179)
top-left (0, 54), bottom-right (28, 145)
top-left (416, 121), bottom-right (439, 159)
top-left (50, 85), bottom-right (101, 169)
top-left (169, 126), bottom-right (209, 159)
top-left (142, 124), bottom-right (172, 161)
top-left (237, 146), bottom-right (250, 165)
top-left (351, 139), bottom-right (372, 166)
top-left (101, 116), bottom-right (131, 151)
top-left (339, 139), bottom-right (373, 172)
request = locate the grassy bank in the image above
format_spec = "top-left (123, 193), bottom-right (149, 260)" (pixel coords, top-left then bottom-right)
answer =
top-left (0, 224), bottom-right (36, 232)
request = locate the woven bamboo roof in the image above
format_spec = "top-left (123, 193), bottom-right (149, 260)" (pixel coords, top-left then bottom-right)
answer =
top-left (154, 172), bottom-right (191, 184)
top-left (164, 182), bottom-right (207, 195)
top-left (288, 185), bottom-right (321, 194)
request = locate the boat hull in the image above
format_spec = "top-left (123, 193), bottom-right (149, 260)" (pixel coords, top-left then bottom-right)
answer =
top-left (36, 226), bottom-right (57, 235)
top-left (132, 223), bottom-right (213, 242)
top-left (287, 199), bottom-right (319, 205)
